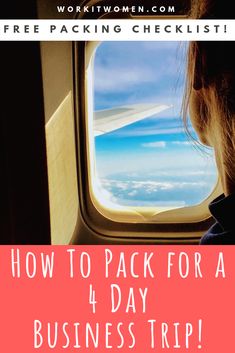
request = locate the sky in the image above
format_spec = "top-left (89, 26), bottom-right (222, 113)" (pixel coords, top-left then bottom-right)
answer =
top-left (92, 41), bottom-right (217, 208)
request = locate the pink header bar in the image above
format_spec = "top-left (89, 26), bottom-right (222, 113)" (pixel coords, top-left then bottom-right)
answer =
top-left (0, 246), bottom-right (234, 352)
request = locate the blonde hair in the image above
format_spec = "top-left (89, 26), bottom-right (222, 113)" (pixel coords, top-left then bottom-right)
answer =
top-left (183, 0), bottom-right (235, 187)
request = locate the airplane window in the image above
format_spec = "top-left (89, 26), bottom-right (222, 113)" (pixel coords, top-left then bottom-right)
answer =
top-left (89, 42), bottom-right (217, 213)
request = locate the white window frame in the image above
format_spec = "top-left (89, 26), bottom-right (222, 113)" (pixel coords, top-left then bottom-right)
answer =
top-left (84, 41), bottom-right (221, 231)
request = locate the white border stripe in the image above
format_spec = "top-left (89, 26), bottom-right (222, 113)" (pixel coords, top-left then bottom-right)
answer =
top-left (0, 19), bottom-right (233, 41)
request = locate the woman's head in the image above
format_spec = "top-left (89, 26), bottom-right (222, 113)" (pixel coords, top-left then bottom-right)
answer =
top-left (184, 0), bottom-right (235, 194)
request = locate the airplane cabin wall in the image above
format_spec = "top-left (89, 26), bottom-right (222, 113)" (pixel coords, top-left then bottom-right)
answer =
top-left (38, 0), bottom-right (80, 244)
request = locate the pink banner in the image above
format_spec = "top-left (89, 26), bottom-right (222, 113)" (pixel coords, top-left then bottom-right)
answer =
top-left (0, 246), bottom-right (234, 352)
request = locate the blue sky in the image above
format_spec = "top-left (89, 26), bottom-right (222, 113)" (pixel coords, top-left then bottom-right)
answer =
top-left (92, 42), bottom-right (217, 208)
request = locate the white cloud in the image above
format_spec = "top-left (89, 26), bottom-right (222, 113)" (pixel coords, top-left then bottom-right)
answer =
top-left (96, 145), bottom-right (216, 177)
top-left (147, 169), bottom-right (216, 177)
top-left (112, 127), bottom-right (185, 137)
top-left (142, 141), bottom-right (166, 148)
top-left (127, 190), bottom-right (138, 197)
top-left (94, 176), bottom-right (215, 207)
top-left (172, 141), bottom-right (191, 146)
top-left (141, 41), bottom-right (179, 51)
top-left (94, 66), bottom-right (155, 93)
top-left (101, 179), bottom-right (129, 191)
top-left (100, 179), bottom-right (207, 193)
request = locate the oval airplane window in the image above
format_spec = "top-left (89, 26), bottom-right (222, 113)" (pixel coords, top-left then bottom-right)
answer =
top-left (86, 41), bottom-right (217, 219)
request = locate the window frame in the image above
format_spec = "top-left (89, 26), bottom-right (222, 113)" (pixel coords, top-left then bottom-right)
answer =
top-left (73, 39), bottom-right (221, 242)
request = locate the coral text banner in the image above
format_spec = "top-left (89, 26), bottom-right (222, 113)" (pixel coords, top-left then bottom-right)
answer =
top-left (0, 246), bottom-right (234, 352)
top-left (0, 20), bottom-right (234, 41)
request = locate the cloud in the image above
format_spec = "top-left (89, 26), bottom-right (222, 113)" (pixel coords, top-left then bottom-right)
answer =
top-left (146, 169), bottom-right (216, 177)
top-left (127, 190), bottom-right (138, 197)
top-left (94, 41), bottom-right (186, 97)
top-left (111, 127), bottom-right (185, 137)
top-left (172, 141), bottom-right (191, 146)
top-left (95, 144), bottom-right (216, 177)
top-left (95, 174), bottom-right (216, 207)
top-left (141, 41), bottom-right (181, 52)
top-left (94, 66), bottom-right (155, 93)
top-left (142, 141), bottom-right (166, 148)
top-left (101, 179), bottom-right (129, 191)
top-left (101, 178), bottom-right (207, 193)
